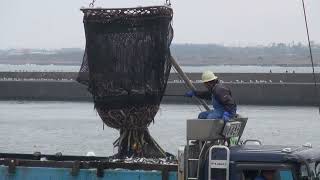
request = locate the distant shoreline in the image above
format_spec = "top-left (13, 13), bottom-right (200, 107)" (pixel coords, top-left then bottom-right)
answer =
top-left (1, 43), bottom-right (319, 66)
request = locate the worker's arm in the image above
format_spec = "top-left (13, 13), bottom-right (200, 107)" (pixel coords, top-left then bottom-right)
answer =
top-left (215, 85), bottom-right (236, 114)
top-left (194, 90), bottom-right (211, 100)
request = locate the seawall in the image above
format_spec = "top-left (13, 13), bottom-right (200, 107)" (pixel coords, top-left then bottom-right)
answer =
top-left (0, 72), bottom-right (319, 105)
top-left (0, 72), bottom-right (320, 105)
top-left (1, 72), bottom-right (320, 83)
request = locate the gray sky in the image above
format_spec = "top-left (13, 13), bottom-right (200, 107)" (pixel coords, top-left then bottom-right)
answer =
top-left (0, 0), bottom-right (319, 49)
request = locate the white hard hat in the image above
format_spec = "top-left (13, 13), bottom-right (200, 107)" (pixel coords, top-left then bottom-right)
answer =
top-left (201, 71), bottom-right (218, 83)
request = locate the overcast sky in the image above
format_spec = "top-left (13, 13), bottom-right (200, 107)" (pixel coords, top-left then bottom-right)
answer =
top-left (0, 0), bottom-right (319, 49)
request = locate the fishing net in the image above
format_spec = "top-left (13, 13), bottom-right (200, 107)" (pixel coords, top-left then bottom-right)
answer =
top-left (78, 6), bottom-right (173, 158)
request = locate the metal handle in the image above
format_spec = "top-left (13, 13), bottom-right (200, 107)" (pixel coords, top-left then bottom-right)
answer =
top-left (208, 145), bottom-right (230, 180)
top-left (170, 56), bottom-right (210, 111)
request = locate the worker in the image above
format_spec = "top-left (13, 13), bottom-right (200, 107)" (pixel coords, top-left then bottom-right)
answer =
top-left (254, 176), bottom-right (266, 180)
top-left (185, 71), bottom-right (237, 121)
top-left (254, 170), bottom-right (274, 180)
top-left (261, 170), bottom-right (274, 180)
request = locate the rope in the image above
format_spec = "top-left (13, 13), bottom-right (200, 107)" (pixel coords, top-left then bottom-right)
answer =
top-left (301, 0), bottom-right (319, 112)
top-left (89, 0), bottom-right (96, 8)
top-left (165, 0), bottom-right (171, 6)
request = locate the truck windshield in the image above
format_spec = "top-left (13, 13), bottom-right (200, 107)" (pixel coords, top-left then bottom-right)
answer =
top-left (236, 164), bottom-right (295, 180)
top-left (240, 169), bottom-right (294, 180)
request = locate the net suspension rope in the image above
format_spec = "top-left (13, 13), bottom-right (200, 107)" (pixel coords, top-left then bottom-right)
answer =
top-left (89, 0), bottom-right (96, 8)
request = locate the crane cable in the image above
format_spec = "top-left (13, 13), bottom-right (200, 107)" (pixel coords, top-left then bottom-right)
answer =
top-left (165, 0), bottom-right (171, 6)
top-left (300, 0), bottom-right (319, 112)
top-left (89, 0), bottom-right (96, 8)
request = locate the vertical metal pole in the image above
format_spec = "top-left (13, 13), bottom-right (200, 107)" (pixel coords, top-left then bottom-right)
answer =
top-left (170, 56), bottom-right (210, 111)
top-left (186, 140), bottom-right (189, 180)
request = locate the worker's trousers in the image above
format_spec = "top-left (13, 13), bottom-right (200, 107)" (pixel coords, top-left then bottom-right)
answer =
top-left (197, 108), bottom-right (224, 119)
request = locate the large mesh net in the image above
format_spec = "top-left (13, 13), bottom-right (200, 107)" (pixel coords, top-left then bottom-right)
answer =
top-left (78, 6), bottom-right (173, 158)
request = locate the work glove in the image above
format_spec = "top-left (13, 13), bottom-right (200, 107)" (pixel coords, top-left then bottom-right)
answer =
top-left (222, 111), bottom-right (232, 121)
top-left (185, 90), bottom-right (195, 97)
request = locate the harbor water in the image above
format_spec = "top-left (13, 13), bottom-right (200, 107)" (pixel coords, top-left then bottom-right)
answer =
top-left (0, 101), bottom-right (319, 156)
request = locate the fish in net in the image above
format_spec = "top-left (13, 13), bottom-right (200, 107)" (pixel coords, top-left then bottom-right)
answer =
top-left (77, 6), bottom-right (173, 158)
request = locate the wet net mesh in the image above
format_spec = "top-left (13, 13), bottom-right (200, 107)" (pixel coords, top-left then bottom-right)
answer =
top-left (78, 6), bottom-right (173, 158)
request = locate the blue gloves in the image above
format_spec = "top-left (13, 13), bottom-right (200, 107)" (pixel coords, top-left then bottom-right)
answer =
top-left (185, 90), bottom-right (195, 97)
top-left (222, 111), bottom-right (232, 121)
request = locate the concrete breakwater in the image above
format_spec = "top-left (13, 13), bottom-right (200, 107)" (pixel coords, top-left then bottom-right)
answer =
top-left (0, 72), bottom-right (319, 105)
top-left (1, 72), bottom-right (320, 83)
